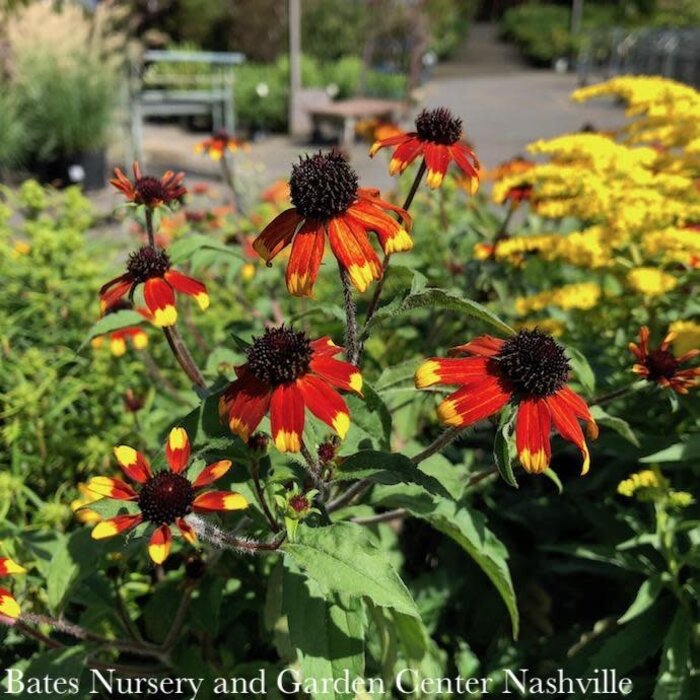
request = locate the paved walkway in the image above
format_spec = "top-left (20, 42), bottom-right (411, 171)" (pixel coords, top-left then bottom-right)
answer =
top-left (125, 24), bottom-right (622, 201)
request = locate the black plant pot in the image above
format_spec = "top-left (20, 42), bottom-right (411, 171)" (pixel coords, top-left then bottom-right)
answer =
top-left (33, 149), bottom-right (107, 191)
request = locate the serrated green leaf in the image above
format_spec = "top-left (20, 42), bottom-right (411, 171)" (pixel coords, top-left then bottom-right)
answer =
top-left (365, 287), bottom-right (515, 337)
top-left (283, 522), bottom-right (421, 619)
top-left (334, 451), bottom-right (451, 499)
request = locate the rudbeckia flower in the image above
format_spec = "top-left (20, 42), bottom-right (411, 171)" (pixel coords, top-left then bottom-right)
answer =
top-left (253, 151), bottom-right (412, 295)
top-left (99, 247), bottom-right (209, 327)
top-left (219, 327), bottom-right (363, 452)
top-left (195, 129), bottom-right (249, 160)
top-left (87, 428), bottom-right (248, 565)
top-left (630, 326), bottom-right (699, 394)
top-left (91, 300), bottom-right (151, 356)
top-left (416, 329), bottom-right (598, 474)
top-left (370, 107), bottom-right (480, 190)
top-left (0, 556), bottom-right (25, 623)
top-left (110, 161), bottom-right (186, 208)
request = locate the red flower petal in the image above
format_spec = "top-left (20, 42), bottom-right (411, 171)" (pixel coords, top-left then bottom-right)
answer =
top-left (369, 131), bottom-right (411, 157)
top-left (193, 490), bottom-right (248, 512)
top-left (87, 476), bottom-right (138, 501)
top-left (192, 460), bottom-right (232, 488)
top-left (415, 357), bottom-right (492, 388)
top-left (144, 277), bottom-right (177, 327)
top-left (310, 355), bottom-right (363, 395)
top-left (545, 390), bottom-right (591, 475)
top-left (327, 216), bottom-right (382, 293)
top-left (424, 142), bottom-right (451, 188)
top-left (221, 371), bottom-right (273, 441)
top-left (345, 200), bottom-right (413, 255)
top-left (310, 337), bottom-right (344, 358)
top-left (99, 274), bottom-right (132, 311)
top-left (449, 335), bottom-right (505, 357)
top-left (166, 427), bottom-right (191, 474)
top-left (148, 524), bottom-right (172, 565)
top-left (0, 587), bottom-right (20, 621)
top-left (0, 558), bottom-right (25, 577)
top-left (285, 220), bottom-right (326, 297)
top-left (176, 517), bottom-right (197, 544)
top-left (388, 136), bottom-right (424, 174)
top-left (113, 445), bottom-right (152, 483)
top-left (450, 142), bottom-right (480, 180)
top-left (270, 383), bottom-right (305, 452)
top-left (165, 270), bottom-right (209, 310)
top-left (515, 398), bottom-right (552, 474)
top-left (253, 208), bottom-right (303, 262)
top-left (92, 514), bottom-right (143, 540)
top-left (437, 377), bottom-right (511, 428)
top-left (298, 375), bottom-right (351, 439)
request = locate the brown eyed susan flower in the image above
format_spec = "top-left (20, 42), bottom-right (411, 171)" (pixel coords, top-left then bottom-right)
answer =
top-left (110, 162), bottom-right (186, 208)
top-left (416, 330), bottom-right (598, 475)
top-left (253, 151), bottom-right (412, 296)
top-left (91, 299), bottom-right (151, 356)
top-left (195, 129), bottom-right (249, 160)
top-left (87, 428), bottom-right (247, 565)
top-left (630, 326), bottom-right (700, 394)
top-left (99, 247), bottom-right (209, 327)
top-left (219, 327), bottom-right (363, 452)
top-left (0, 556), bottom-right (25, 623)
top-left (370, 107), bottom-right (480, 190)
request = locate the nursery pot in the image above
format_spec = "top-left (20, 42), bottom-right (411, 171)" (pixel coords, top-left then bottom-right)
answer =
top-left (34, 149), bottom-right (107, 191)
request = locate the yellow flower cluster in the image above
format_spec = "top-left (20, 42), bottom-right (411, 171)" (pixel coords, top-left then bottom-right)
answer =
top-left (626, 267), bottom-right (678, 296)
top-left (642, 227), bottom-right (700, 267)
top-left (515, 282), bottom-right (601, 315)
top-left (669, 320), bottom-right (700, 356)
top-left (617, 469), bottom-right (664, 497)
top-left (618, 469), bottom-right (694, 508)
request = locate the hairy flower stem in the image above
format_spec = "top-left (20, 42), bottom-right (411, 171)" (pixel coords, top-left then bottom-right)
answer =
top-left (363, 159), bottom-right (427, 332)
top-left (339, 264), bottom-right (359, 365)
top-left (163, 325), bottom-right (207, 389)
top-left (411, 426), bottom-right (463, 464)
top-left (251, 461), bottom-right (280, 533)
top-left (186, 514), bottom-right (285, 554)
top-left (142, 208), bottom-right (207, 390)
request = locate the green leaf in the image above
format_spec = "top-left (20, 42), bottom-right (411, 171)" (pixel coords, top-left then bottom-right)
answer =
top-left (283, 522), bottom-right (421, 619)
top-left (619, 575), bottom-right (665, 624)
top-left (641, 435), bottom-right (700, 463)
top-left (589, 406), bottom-right (639, 447)
top-left (83, 310), bottom-right (144, 345)
top-left (283, 563), bottom-right (365, 700)
top-left (334, 451), bottom-right (451, 499)
top-left (543, 468), bottom-right (563, 494)
top-left (654, 608), bottom-right (693, 700)
top-left (565, 345), bottom-right (596, 396)
top-left (169, 233), bottom-right (242, 263)
top-left (6, 647), bottom-right (89, 700)
top-left (493, 408), bottom-right (518, 488)
top-left (365, 287), bottom-right (515, 337)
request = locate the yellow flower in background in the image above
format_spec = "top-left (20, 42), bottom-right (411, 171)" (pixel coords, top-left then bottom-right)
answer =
top-left (627, 267), bottom-right (677, 296)
top-left (515, 282), bottom-right (601, 315)
top-left (71, 483), bottom-right (103, 524)
top-left (642, 227), bottom-right (700, 267)
top-left (669, 320), bottom-right (700, 356)
top-left (617, 469), bottom-right (664, 497)
top-left (517, 318), bottom-right (566, 337)
top-left (668, 491), bottom-right (694, 508)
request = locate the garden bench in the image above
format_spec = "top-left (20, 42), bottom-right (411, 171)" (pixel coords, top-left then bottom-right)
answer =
top-left (128, 50), bottom-right (245, 164)
top-left (308, 97), bottom-right (406, 147)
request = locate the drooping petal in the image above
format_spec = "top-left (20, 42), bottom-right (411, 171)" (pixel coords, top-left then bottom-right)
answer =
top-left (192, 460), bottom-right (232, 488)
top-left (87, 476), bottom-right (138, 501)
top-left (0, 587), bottom-right (20, 621)
top-left (270, 383), bottom-right (305, 453)
top-left (415, 357), bottom-right (492, 389)
top-left (423, 142), bottom-right (451, 188)
top-left (285, 220), bottom-right (326, 297)
top-left (165, 270), bottom-right (210, 310)
top-left (557, 386), bottom-right (598, 439)
top-left (546, 390), bottom-right (591, 475)
top-left (0, 558), bottom-right (25, 577)
top-left (369, 132), bottom-right (411, 157)
top-left (176, 518), bottom-right (197, 544)
top-left (298, 375), bottom-right (351, 439)
top-left (99, 274), bottom-right (132, 311)
top-left (450, 142), bottom-right (480, 180)
top-left (356, 189), bottom-right (413, 229)
top-left (165, 427), bottom-right (191, 474)
top-left (148, 524), bottom-right (172, 565)
top-left (436, 377), bottom-right (511, 428)
top-left (309, 355), bottom-right (363, 395)
top-left (253, 208), bottom-right (304, 262)
top-left (193, 490), bottom-right (249, 512)
top-left (327, 216), bottom-right (382, 294)
top-left (345, 201), bottom-right (413, 255)
top-left (92, 514), bottom-right (143, 540)
top-left (144, 277), bottom-right (177, 327)
top-left (388, 136), bottom-right (424, 174)
top-left (449, 335), bottom-right (506, 357)
top-left (221, 371), bottom-right (273, 441)
top-left (515, 398), bottom-right (552, 474)
top-left (113, 445), bottom-right (152, 484)
top-left (310, 337), bottom-right (344, 358)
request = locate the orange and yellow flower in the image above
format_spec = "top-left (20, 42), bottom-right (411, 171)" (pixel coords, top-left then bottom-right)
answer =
top-left (219, 327), bottom-right (363, 452)
top-left (195, 130), bottom-right (249, 161)
top-left (416, 330), bottom-right (598, 474)
top-left (99, 247), bottom-right (209, 327)
top-left (0, 555), bottom-right (25, 623)
top-left (91, 300), bottom-right (151, 356)
top-left (110, 161), bottom-right (186, 208)
top-left (87, 428), bottom-right (248, 564)
top-left (630, 326), bottom-right (700, 394)
top-left (370, 107), bottom-right (480, 190)
top-left (254, 151), bottom-right (412, 295)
